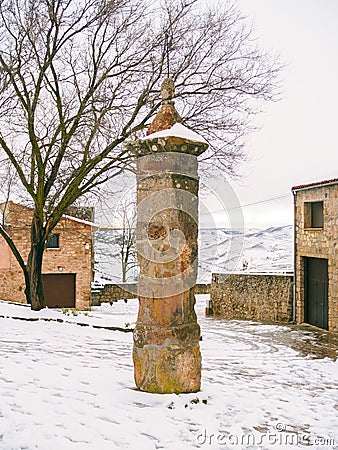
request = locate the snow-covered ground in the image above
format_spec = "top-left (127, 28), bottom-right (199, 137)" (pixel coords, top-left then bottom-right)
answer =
top-left (94, 225), bottom-right (293, 285)
top-left (1, 296), bottom-right (337, 450)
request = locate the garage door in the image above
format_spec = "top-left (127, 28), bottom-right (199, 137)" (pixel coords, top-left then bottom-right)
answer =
top-left (42, 274), bottom-right (76, 308)
top-left (304, 257), bottom-right (328, 330)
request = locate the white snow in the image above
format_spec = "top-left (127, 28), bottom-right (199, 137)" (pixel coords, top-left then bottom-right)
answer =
top-left (0, 295), bottom-right (337, 449)
top-left (142, 123), bottom-right (208, 144)
top-left (198, 226), bottom-right (293, 284)
top-left (62, 214), bottom-right (99, 229)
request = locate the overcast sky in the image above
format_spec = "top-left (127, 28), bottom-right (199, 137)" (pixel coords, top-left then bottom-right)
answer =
top-left (99, 0), bottom-right (338, 230)
top-left (210, 0), bottom-right (338, 229)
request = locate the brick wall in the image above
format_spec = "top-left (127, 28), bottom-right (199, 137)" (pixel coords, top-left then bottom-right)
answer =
top-left (210, 273), bottom-right (294, 323)
top-left (294, 183), bottom-right (338, 332)
top-left (0, 202), bottom-right (95, 310)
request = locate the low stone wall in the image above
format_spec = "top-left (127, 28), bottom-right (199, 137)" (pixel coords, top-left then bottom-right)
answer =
top-left (195, 283), bottom-right (211, 295)
top-left (209, 273), bottom-right (294, 323)
top-left (91, 283), bottom-right (138, 306)
top-left (91, 282), bottom-right (210, 306)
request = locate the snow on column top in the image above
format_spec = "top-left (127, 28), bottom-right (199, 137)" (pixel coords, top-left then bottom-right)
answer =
top-left (142, 122), bottom-right (207, 144)
top-left (145, 78), bottom-right (207, 144)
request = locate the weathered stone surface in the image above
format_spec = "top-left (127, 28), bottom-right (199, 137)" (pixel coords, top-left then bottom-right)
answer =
top-left (91, 282), bottom-right (210, 306)
top-left (133, 153), bottom-right (203, 392)
top-left (130, 78), bottom-right (207, 393)
top-left (133, 340), bottom-right (201, 394)
top-left (133, 322), bottom-right (200, 347)
top-left (91, 283), bottom-right (137, 306)
top-left (210, 273), bottom-right (294, 323)
top-left (146, 78), bottom-right (182, 136)
top-left (126, 136), bottom-right (207, 157)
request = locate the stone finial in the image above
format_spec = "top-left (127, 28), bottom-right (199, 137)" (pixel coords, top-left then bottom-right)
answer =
top-left (161, 78), bottom-right (175, 103)
top-left (147, 79), bottom-right (182, 135)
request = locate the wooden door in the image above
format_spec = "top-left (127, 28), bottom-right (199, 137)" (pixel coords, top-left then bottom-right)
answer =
top-left (304, 258), bottom-right (328, 330)
top-left (42, 274), bottom-right (76, 308)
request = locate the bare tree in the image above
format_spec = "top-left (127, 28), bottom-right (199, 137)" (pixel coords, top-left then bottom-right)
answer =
top-left (115, 199), bottom-right (137, 283)
top-left (95, 196), bottom-right (137, 283)
top-left (0, 0), bottom-right (281, 310)
top-left (0, 161), bottom-right (16, 225)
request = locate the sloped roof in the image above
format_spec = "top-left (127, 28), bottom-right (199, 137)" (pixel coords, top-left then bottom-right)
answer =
top-left (0, 201), bottom-right (98, 229)
top-left (292, 178), bottom-right (338, 191)
top-left (62, 214), bottom-right (99, 228)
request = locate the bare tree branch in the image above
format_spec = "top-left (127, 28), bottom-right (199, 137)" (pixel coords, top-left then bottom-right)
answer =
top-left (0, 0), bottom-right (281, 309)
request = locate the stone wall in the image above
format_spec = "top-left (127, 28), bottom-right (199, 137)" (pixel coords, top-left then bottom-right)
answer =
top-left (91, 283), bottom-right (138, 306)
top-left (293, 182), bottom-right (338, 332)
top-left (0, 202), bottom-right (95, 310)
top-left (195, 283), bottom-right (211, 295)
top-left (209, 273), bottom-right (294, 323)
top-left (91, 282), bottom-right (210, 306)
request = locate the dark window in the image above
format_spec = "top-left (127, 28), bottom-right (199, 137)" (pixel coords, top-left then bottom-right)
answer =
top-left (304, 201), bottom-right (323, 228)
top-left (311, 201), bottom-right (324, 228)
top-left (46, 233), bottom-right (60, 249)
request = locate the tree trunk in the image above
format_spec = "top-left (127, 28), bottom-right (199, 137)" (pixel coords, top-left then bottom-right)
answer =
top-left (122, 262), bottom-right (127, 283)
top-left (26, 215), bottom-right (46, 311)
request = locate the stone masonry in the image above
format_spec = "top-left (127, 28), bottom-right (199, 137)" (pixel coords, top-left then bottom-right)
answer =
top-left (91, 283), bottom-right (138, 306)
top-left (292, 179), bottom-right (338, 332)
top-left (91, 283), bottom-right (210, 306)
top-left (125, 78), bottom-right (208, 393)
top-left (0, 202), bottom-right (96, 310)
top-left (210, 273), bottom-right (294, 323)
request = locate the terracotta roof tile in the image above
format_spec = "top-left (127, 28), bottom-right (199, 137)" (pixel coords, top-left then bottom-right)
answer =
top-left (292, 178), bottom-right (338, 191)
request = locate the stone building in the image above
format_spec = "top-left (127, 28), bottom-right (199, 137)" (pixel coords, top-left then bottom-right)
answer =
top-left (292, 178), bottom-right (338, 332)
top-left (0, 201), bottom-right (97, 310)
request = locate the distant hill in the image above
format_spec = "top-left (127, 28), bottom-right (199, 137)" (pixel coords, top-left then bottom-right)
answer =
top-left (93, 225), bottom-right (293, 285)
top-left (198, 225), bottom-right (293, 283)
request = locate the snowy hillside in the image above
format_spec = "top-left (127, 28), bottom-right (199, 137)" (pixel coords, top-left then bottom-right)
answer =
top-left (94, 225), bottom-right (293, 285)
top-left (198, 225), bottom-right (293, 283)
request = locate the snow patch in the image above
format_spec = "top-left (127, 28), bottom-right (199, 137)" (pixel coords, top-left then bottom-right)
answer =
top-left (143, 123), bottom-right (208, 144)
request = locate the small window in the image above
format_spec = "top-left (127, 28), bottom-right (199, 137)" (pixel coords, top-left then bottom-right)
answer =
top-left (304, 201), bottom-right (323, 229)
top-left (46, 233), bottom-right (60, 249)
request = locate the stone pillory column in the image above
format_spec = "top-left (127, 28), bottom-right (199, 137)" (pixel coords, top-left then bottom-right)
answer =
top-left (126, 78), bottom-right (208, 393)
